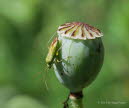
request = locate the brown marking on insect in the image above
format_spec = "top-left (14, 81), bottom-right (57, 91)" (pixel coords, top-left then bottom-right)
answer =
top-left (51, 37), bottom-right (58, 46)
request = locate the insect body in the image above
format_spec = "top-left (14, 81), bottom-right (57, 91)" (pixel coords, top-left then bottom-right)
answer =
top-left (46, 37), bottom-right (60, 68)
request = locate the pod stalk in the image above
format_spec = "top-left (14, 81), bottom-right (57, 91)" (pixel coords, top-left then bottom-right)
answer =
top-left (63, 91), bottom-right (83, 108)
top-left (69, 91), bottom-right (83, 108)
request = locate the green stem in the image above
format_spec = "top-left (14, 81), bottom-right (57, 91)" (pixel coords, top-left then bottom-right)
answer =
top-left (70, 96), bottom-right (83, 108)
top-left (69, 91), bottom-right (83, 108)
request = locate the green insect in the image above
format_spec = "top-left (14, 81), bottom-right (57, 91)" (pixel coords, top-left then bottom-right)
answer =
top-left (46, 37), bottom-right (60, 68)
top-left (45, 36), bottom-right (70, 108)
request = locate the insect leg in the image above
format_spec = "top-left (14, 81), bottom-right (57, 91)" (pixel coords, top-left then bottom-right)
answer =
top-left (41, 67), bottom-right (49, 91)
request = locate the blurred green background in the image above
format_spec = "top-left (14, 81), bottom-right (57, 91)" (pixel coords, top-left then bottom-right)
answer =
top-left (0, 0), bottom-right (129, 108)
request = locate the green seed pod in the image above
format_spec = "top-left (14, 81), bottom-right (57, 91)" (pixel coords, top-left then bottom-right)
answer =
top-left (53, 22), bottom-right (104, 93)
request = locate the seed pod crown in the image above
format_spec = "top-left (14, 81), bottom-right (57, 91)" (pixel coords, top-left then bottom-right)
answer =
top-left (57, 22), bottom-right (103, 40)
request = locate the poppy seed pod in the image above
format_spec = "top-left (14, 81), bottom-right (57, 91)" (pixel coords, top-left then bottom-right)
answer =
top-left (53, 22), bottom-right (104, 93)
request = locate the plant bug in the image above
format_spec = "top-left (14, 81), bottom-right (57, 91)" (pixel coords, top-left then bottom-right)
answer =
top-left (46, 37), bottom-right (60, 68)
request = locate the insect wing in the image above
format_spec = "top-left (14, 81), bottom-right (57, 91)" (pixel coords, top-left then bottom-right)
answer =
top-left (46, 37), bottom-right (59, 67)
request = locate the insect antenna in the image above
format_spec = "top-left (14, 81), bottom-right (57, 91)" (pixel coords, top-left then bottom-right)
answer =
top-left (47, 31), bottom-right (57, 44)
top-left (41, 31), bottom-right (57, 61)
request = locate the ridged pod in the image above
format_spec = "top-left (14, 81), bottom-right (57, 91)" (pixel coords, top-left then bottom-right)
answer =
top-left (57, 22), bottom-right (103, 40)
top-left (52, 22), bottom-right (104, 93)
